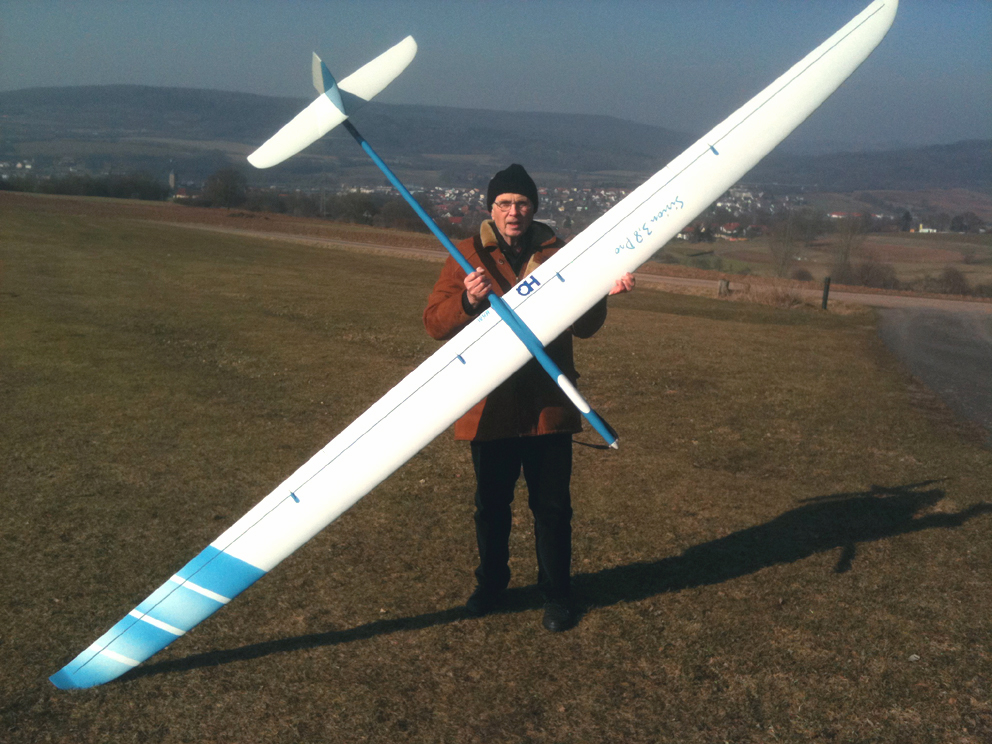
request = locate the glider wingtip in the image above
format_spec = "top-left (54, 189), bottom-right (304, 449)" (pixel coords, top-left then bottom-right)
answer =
top-left (49, 668), bottom-right (81, 690)
top-left (867, 0), bottom-right (898, 28)
top-left (247, 151), bottom-right (274, 169)
top-left (388, 35), bottom-right (418, 66)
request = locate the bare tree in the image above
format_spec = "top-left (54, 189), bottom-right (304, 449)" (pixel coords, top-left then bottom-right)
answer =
top-left (950, 212), bottom-right (984, 233)
top-left (831, 214), bottom-right (870, 280)
top-left (767, 207), bottom-right (829, 278)
top-left (794, 206), bottom-right (829, 247)
top-left (203, 168), bottom-right (247, 208)
top-left (768, 210), bottom-right (799, 277)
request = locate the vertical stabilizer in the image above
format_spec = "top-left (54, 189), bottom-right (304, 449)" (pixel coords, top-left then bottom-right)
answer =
top-left (311, 53), bottom-right (332, 93)
top-left (311, 53), bottom-right (346, 114)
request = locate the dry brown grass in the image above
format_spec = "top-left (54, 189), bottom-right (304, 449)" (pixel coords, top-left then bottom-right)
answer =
top-left (0, 190), bottom-right (446, 252)
top-left (726, 280), bottom-right (808, 309)
top-left (2, 193), bottom-right (990, 743)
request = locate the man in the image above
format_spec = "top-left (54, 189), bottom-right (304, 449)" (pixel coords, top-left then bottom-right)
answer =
top-left (423, 164), bottom-right (633, 632)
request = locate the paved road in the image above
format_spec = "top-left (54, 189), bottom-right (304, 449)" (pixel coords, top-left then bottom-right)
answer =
top-left (877, 310), bottom-right (992, 442)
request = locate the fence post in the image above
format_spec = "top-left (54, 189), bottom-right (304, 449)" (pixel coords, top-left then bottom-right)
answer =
top-left (822, 276), bottom-right (831, 310)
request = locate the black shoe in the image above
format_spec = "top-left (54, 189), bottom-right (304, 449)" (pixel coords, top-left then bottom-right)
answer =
top-left (465, 587), bottom-right (501, 617)
top-left (542, 600), bottom-right (574, 632)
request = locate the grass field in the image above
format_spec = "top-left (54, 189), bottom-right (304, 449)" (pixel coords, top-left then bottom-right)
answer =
top-left (1, 194), bottom-right (990, 743)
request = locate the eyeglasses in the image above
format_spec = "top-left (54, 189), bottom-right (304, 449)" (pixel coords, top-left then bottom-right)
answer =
top-left (492, 199), bottom-right (533, 213)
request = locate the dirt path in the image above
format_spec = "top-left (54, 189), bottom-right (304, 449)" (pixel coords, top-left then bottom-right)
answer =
top-left (160, 221), bottom-right (992, 312)
top-left (166, 221), bottom-right (992, 441)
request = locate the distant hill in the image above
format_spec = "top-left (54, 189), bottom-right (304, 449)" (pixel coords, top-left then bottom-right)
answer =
top-left (1, 85), bottom-right (988, 192)
top-left (747, 140), bottom-right (992, 193)
top-left (0, 85), bottom-right (303, 142)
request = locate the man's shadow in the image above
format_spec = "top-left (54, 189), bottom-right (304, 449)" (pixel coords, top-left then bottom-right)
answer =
top-left (125, 480), bottom-right (990, 682)
top-left (571, 480), bottom-right (988, 607)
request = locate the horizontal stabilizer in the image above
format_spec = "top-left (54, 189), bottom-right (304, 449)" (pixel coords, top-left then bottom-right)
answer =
top-left (248, 36), bottom-right (417, 169)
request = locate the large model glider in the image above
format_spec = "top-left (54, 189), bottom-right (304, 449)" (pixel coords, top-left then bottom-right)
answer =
top-left (50, 0), bottom-right (898, 689)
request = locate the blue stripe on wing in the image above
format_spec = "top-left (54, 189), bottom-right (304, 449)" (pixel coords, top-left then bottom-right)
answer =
top-left (175, 545), bottom-right (267, 600)
top-left (92, 615), bottom-right (179, 663)
top-left (50, 650), bottom-right (134, 690)
top-left (49, 547), bottom-right (267, 689)
top-left (136, 581), bottom-right (225, 631)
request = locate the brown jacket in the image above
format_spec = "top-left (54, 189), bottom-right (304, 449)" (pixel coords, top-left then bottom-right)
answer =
top-left (424, 220), bottom-right (607, 441)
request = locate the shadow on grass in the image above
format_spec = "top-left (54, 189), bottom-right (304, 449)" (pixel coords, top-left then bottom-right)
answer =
top-left (125, 480), bottom-right (990, 683)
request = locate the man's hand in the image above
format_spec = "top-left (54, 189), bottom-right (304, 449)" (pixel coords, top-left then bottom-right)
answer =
top-left (464, 268), bottom-right (493, 308)
top-left (609, 272), bottom-right (636, 295)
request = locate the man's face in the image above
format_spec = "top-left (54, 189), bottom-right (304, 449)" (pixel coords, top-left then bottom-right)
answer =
top-left (491, 192), bottom-right (534, 244)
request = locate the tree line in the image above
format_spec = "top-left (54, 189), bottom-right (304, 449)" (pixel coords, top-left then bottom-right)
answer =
top-left (0, 167), bottom-right (474, 237)
top-left (0, 172), bottom-right (170, 200)
top-left (194, 168), bottom-right (476, 237)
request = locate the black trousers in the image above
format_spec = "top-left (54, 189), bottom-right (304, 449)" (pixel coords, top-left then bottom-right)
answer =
top-left (470, 433), bottom-right (573, 601)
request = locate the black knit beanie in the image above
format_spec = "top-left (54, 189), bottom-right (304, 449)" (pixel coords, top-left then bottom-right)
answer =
top-left (486, 163), bottom-right (539, 211)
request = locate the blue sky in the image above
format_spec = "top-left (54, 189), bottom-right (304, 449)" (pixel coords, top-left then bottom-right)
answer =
top-left (1, 0), bottom-right (989, 149)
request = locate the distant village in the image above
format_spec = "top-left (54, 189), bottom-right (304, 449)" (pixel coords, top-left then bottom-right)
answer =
top-left (1, 157), bottom-right (987, 237)
top-left (421, 184), bottom-right (629, 237)
top-left (327, 183), bottom-right (984, 239)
